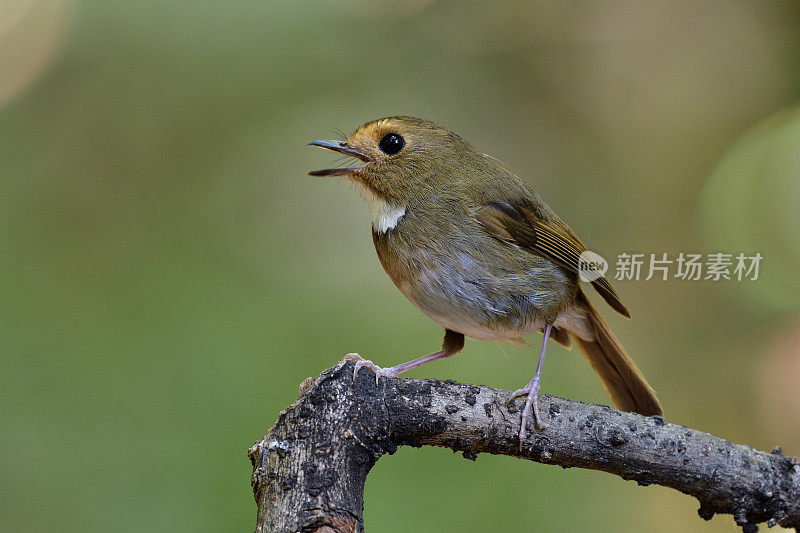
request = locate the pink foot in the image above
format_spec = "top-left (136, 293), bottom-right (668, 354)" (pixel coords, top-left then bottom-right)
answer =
top-left (344, 353), bottom-right (399, 384)
top-left (507, 378), bottom-right (544, 445)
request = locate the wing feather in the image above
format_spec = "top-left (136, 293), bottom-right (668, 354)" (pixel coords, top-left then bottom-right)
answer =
top-left (476, 200), bottom-right (630, 317)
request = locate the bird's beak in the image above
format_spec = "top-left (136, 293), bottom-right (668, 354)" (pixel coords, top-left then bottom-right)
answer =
top-left (308, 140), bottom-right (372, 176)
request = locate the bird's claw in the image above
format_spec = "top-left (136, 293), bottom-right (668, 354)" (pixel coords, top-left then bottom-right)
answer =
top-left (345, 353), bottom-right (395, 384)
top-left (507, 381), bottom-right (545, 447)
top-left (505, 387), bottom-right (529, 406)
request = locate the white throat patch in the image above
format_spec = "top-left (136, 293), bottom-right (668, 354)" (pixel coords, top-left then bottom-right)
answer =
top-left (371, 200), bottom-right (406, 233)
top-left (353, 182), bottom-right (406, 234)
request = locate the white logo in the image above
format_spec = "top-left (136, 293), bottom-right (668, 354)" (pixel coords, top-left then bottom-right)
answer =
top-left (578, 250), bottom-right (608, 282)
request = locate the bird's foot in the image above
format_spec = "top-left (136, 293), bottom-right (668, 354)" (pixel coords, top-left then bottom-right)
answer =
top-left (344, 353), bottom-right (398, 384)
top-left (506, 378), bottom-right (544, 446)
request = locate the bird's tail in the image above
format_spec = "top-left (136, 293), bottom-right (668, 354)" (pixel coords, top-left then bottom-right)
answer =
top-left (570, 291), bottom-right (662, 416)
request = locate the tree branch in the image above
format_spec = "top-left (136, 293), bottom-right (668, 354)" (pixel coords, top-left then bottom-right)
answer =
top-left (249, 360), bottom-right (800, 532)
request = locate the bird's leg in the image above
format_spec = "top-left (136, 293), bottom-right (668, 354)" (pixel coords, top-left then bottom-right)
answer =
top-left (347, 350), bottom-right (449, 383)
top-left (507, 323), bottom-right (553, 445)
top-left (348, 329), bottom-right (464, 384)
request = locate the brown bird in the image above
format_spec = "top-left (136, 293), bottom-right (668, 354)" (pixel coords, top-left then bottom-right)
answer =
top-left (309, 116), bottom-right (662, 444)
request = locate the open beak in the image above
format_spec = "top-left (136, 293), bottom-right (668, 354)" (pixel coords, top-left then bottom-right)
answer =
top-left (308, 140), bottom-right (372, 176)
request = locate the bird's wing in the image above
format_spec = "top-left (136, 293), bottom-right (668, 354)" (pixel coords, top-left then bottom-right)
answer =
top-left (475, 199), bottom-right (630, 318)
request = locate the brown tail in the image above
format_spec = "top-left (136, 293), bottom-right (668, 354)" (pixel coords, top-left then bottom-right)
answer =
top-left (570, 292), bottom-right (662, 416)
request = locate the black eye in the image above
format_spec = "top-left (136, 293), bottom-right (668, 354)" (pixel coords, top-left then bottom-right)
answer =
top-left (378, 133), bottom-right (405, 155)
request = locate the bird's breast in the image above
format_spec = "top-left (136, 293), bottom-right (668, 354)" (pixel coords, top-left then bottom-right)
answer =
top-left (372, 218), bottom-right (577, 340)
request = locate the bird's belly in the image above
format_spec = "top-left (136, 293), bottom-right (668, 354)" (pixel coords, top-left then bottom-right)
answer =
top-left (374, 220), bottom-right (578, 341)
top-left (392, 252), bottom-right (571, 341)
top-left (415, 305), bottom-right (544, 341)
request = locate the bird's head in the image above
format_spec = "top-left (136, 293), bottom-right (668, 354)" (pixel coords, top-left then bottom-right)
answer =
top-left (309, 117), bottom-right (481, 227)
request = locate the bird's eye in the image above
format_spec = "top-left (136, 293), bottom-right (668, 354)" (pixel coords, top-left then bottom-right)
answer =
top-left (378, 133), bottom-right (405, 155)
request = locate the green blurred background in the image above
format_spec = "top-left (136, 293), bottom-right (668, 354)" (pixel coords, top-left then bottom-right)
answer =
top-left (3, 1), bottom-right (800, 531)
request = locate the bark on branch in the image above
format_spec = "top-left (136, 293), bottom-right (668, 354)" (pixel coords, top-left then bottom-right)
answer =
top-left (249, 360), bottom-right (800, 532)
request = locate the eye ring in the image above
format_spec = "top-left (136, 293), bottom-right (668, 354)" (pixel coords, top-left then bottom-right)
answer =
top-left (378, 133), bottom-right (405, 155)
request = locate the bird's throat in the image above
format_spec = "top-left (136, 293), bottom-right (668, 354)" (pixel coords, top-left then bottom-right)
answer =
top-left (352, 181), bottom-right (406, 234)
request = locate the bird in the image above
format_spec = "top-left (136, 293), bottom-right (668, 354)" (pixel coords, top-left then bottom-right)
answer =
top-left (308, 116), bottom-right (662, 444)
